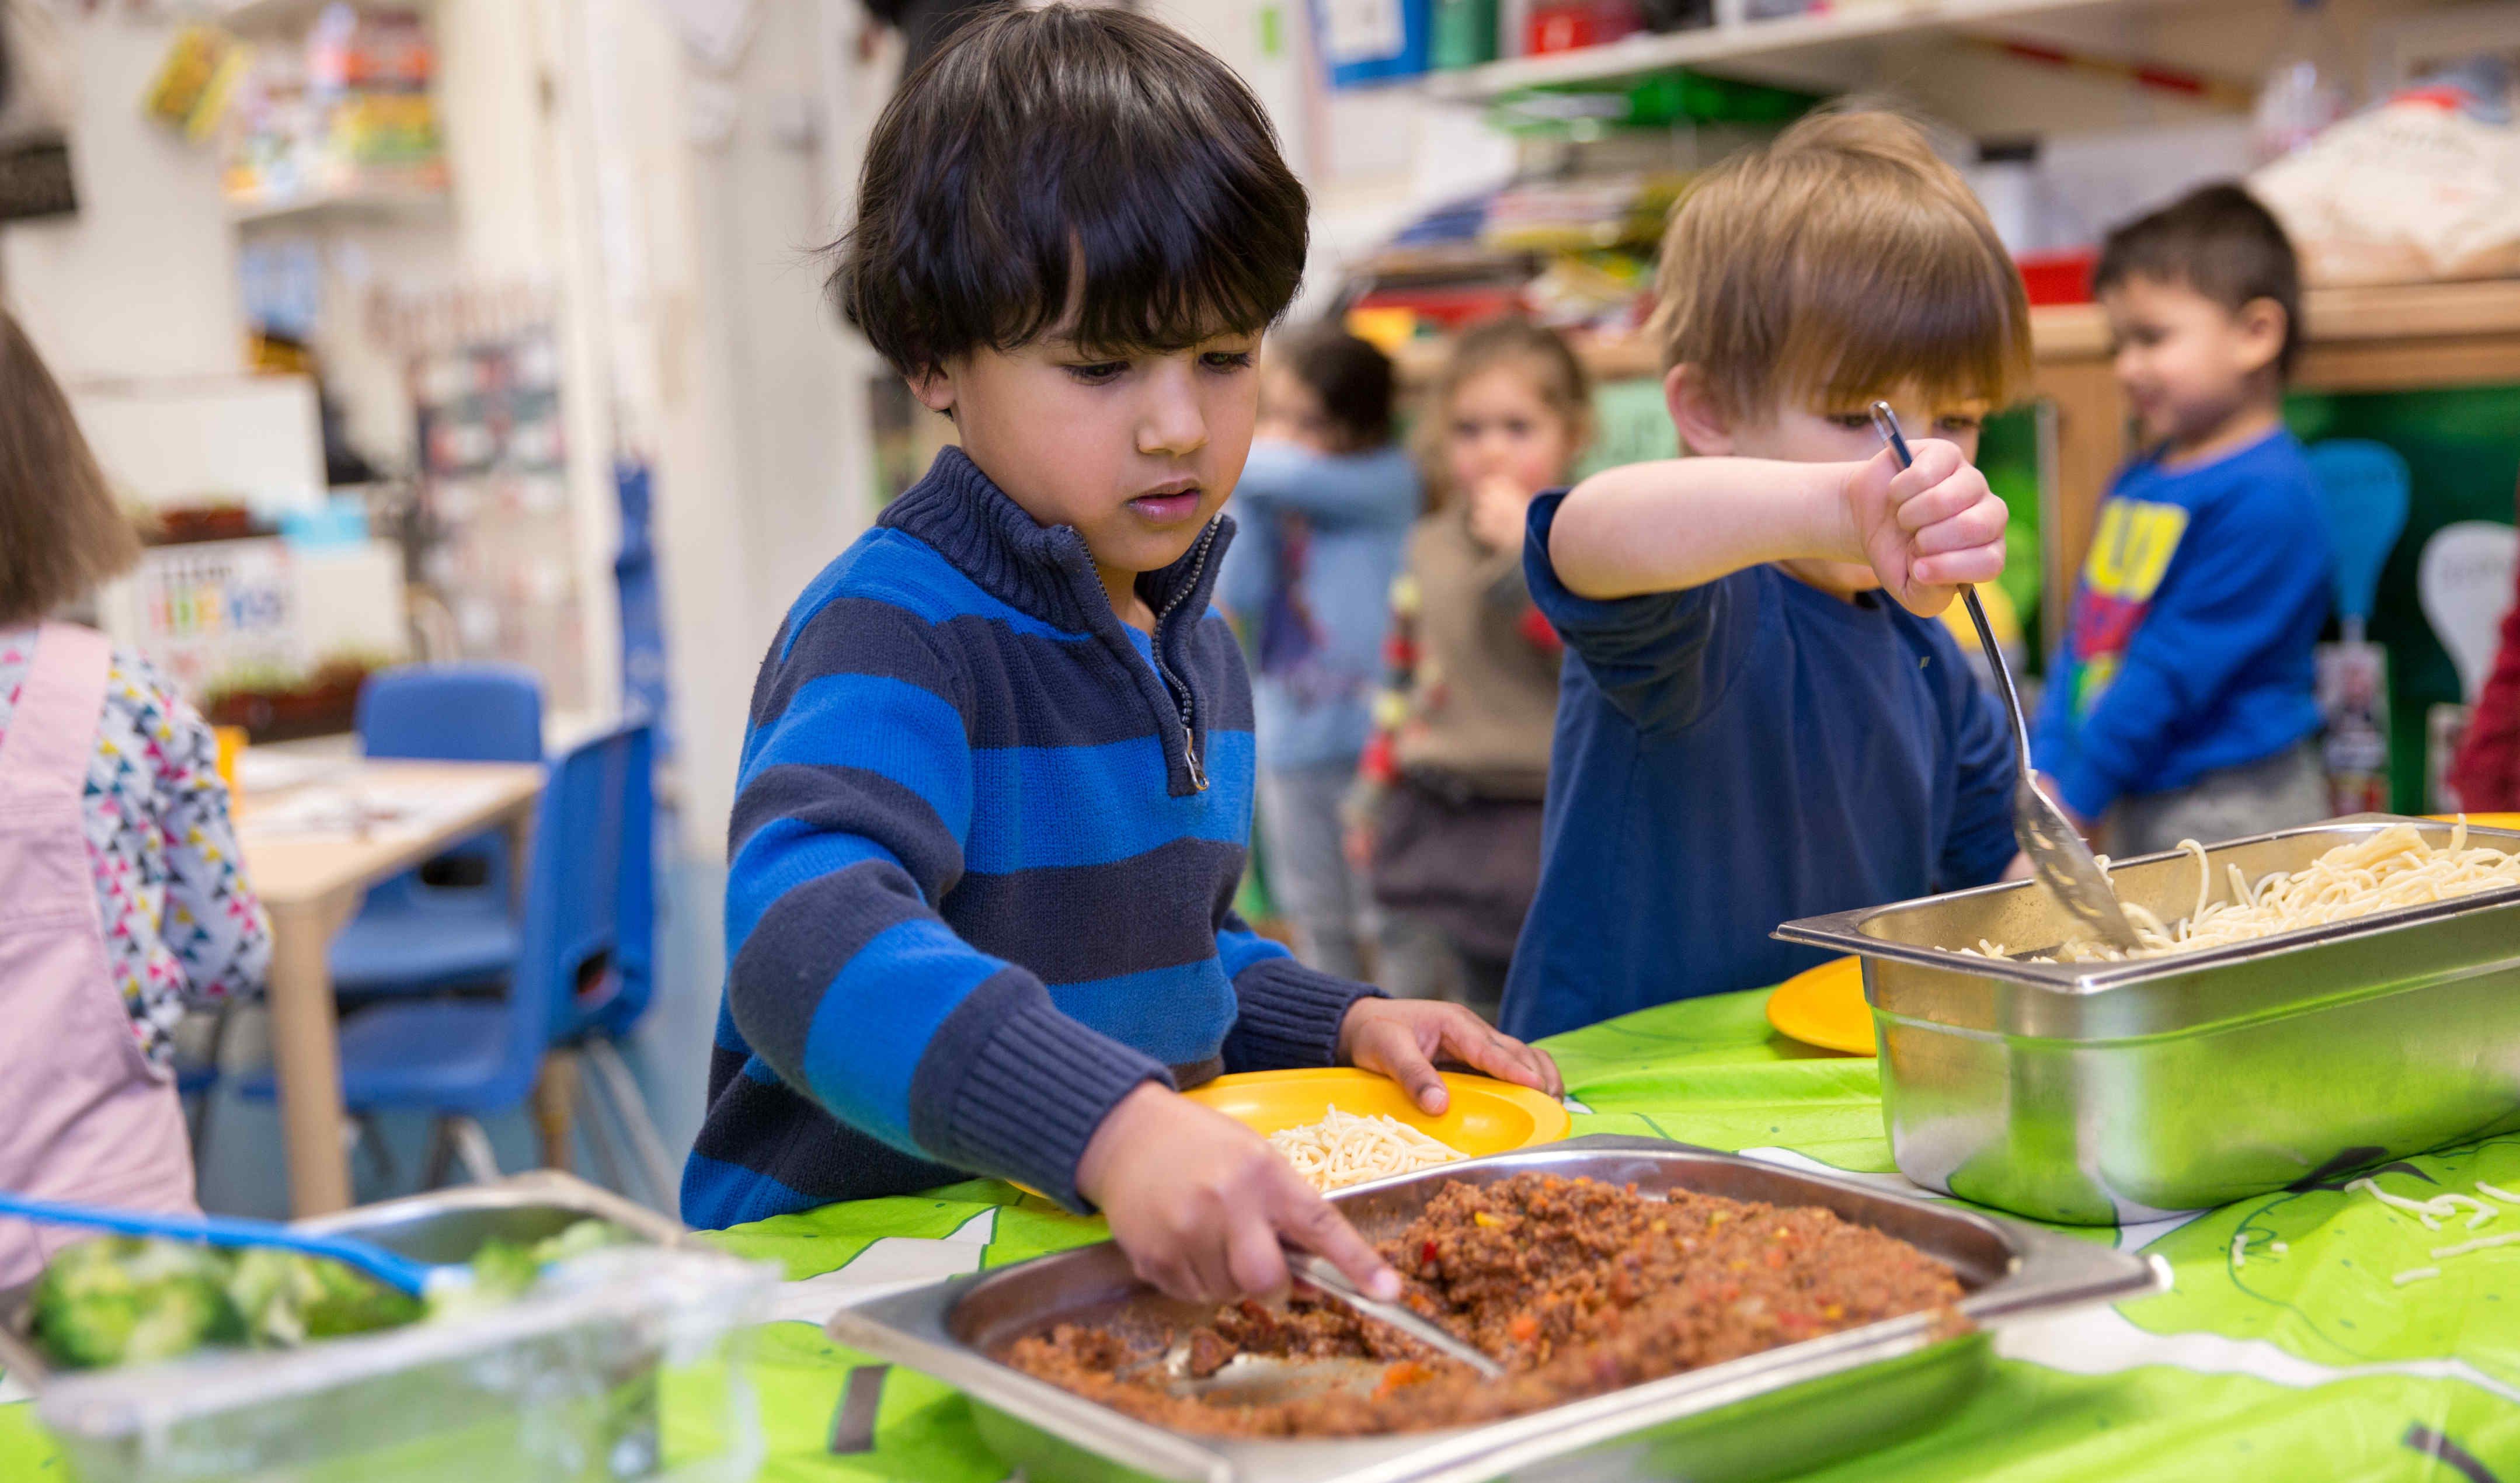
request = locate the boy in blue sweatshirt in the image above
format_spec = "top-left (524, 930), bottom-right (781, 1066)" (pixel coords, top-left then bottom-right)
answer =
top-left (2032, 184), bottom-right (2333, 855)
top-left (682, 5), bottom-right (1557, 1306)
top-left (1502, 112), bottom-right (2027, 1041)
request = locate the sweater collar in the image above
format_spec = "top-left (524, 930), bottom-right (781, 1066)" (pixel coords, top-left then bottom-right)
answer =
top-left (880, 445), bottom-right (1235, 635)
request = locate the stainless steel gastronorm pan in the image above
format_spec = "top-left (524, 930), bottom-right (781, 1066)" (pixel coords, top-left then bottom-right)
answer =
top-left (826, 1136), bottom-right (2163, 1483)
top-left (1776, 816), bottom-right (2520, 1225)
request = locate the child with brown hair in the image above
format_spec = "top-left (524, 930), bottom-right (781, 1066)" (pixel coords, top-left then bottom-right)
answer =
top-left (2031, 183), bottom-right (2333, 853)
top-left (0, 310), bottom-right (270, 1282)
top-left (1505, 111), bottom-right (2024, 1040)
top-left (1352, 318), bottom-right (1590, 1020)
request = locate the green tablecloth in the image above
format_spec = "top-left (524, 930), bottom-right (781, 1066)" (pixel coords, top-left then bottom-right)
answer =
top-left (8, 987), bottom-right (2520, 1480)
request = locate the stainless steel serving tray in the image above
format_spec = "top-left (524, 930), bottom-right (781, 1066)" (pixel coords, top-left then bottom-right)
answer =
top-left (826, 1136), bottom-right (2163, 1483)
top-left (1776, 816), bottom-right (2520, 1224)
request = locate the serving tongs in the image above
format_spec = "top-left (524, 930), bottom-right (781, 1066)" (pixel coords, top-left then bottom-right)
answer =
top-left (1289, 1252), bottom-right (1505, 1379)
top-left (1869, 402), bottom-right (2141, 953)
top-left (1125, 1251), bottom-right (1508, 1398)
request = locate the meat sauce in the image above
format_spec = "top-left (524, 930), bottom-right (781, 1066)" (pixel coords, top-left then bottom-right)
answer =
top-left (1000, 1174), bottom-right (1967, 1437)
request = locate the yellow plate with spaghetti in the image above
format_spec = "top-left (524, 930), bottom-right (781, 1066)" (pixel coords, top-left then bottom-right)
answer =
top-left (1764, 956), bottom-right (1874, 1056)
top-left (1184, 1068), bottom-right (1570, 1155)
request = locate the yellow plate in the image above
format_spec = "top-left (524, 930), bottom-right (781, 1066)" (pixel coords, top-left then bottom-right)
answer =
top-left (1765, 956), bottom-right (1874, 1056)
top-left (1184, 1068), bottom-right (1571, 1155)
top-left (2434, 813), bottom-right (2520, 831)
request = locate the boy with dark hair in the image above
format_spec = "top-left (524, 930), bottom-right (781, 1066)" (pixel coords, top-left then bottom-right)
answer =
top-left (684, 4), bottom-right (1557, 1306)
top-left (2031, 183), bottom-right (2333, 855)
top-left (1504, 110), bottom-right (2027, 1040)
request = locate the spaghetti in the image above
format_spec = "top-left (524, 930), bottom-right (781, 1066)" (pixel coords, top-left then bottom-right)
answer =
top-left (1266, 1106), bottom-right (1468, 1192)
top-left (1972, 821), bottom-right (2520, 963)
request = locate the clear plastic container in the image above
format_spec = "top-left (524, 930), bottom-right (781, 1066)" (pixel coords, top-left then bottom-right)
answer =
top-left (13, 1176), bottom-right (776, 1483)
top-left (2252, 0), bottom-right (2351, 163)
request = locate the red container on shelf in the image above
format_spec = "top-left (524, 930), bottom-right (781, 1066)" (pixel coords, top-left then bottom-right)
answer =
top-left (1525, 0), bottom-right (1645, 55)
top-left (2017, 248), bottom-right (2097, 306)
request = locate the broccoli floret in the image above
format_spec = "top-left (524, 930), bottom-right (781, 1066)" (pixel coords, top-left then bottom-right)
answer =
top-left (426, 1220), bottom-right (634, 1322)
top-left (31, 1220), bottom-right (634, 1369)
top-left (528, 1219), bottom-right (629, 1267)
top-left (298, 1255), bottom-right (422, 1338)
top-left (32, 1238), bottom-right (242, 1370)
top-left (224, 1247), bottom-right (418, 1345)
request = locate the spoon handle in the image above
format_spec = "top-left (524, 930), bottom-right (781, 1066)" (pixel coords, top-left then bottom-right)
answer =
top-left (1867, 403), bottom-right (2035, 775)
top-left (0, 1191), bottom-right (438, 1296)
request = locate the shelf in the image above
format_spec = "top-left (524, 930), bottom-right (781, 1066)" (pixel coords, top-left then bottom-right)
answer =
top-left (2032, 278), bottom-right (2520, 363)
top-left (228, 181), bottom-right (450, 226)
top-left (214, 0), bottom-right (432, 31)
top-left (1386, 279), bottom-right (2520, 389)
top-left (1421, 0), bottom-right (2154, 100)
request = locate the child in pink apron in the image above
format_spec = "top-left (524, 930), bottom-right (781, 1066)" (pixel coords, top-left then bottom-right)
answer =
top-left (0, 311), bottom-right (271, 1286)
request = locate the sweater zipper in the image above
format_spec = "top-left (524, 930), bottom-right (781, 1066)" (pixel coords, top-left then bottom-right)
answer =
top-left (1149, 518), bottom-right (1220, 793)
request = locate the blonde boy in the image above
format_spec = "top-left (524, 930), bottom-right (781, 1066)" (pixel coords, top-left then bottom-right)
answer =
top-left (1501, 111), bottom-right (2030, 1040)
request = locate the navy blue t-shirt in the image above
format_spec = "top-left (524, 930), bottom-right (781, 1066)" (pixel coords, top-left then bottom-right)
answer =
top-left (1499, 490), bottom-right (2019, 1042)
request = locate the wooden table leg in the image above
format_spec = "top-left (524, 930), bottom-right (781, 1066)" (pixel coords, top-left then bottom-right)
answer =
top-left (532, 1050), bottom-right (579, 1172)
top-left (266, 895), bottom-right (356, 1216)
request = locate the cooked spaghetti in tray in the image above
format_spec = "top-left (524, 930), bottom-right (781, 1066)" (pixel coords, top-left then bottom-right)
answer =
top-left (1970, 819), bottom-right (2520, 963)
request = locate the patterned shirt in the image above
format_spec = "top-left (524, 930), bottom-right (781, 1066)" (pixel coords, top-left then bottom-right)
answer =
top-left (0, 626), bottom-right (271, 1063)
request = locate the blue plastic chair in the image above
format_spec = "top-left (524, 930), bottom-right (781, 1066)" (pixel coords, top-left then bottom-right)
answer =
top-left (328, 666), bottom-right (544, 997)
top-left (2306, 440), bottom-right (2412, 645)
top-left (245, 723), bottom-right (655, 1190)
top-left (547, 725), bottom-right (671, 1207)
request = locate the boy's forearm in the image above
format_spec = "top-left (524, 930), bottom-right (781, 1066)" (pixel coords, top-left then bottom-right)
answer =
top-left (1546, 457), bottom-right (1860, 599)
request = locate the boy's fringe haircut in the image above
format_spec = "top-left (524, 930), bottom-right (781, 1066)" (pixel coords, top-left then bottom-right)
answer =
top-left (2094, 182), bottom-right (2302, 378)
top-left (831, 4), bottom-right (1308, 378)
top-left (1649, 109), bottom-right (2031, 418)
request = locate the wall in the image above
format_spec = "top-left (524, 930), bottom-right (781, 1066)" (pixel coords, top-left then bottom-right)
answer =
top-left (1, 10), bottom-right (242, 380)
top-left (558, 0), bottom-right (873, 855)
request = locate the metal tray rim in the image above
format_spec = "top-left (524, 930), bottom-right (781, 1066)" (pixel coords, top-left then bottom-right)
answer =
top-left (1774, 816), bottom-right (2520, 991)
top-left (824, 1137), bottom-right (2166, 1483)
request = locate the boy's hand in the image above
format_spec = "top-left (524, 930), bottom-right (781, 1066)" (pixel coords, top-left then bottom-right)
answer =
top-left (1842, 439), bottom-right (2007, 616)
top-left (1339, 998), bottom-right (1564, 1115)
top-left (1077, 1084), bottom-right (1401, 1306)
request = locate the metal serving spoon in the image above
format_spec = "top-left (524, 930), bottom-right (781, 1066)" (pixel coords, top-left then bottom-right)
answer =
top-left (1869, 402), bottom-right (2141, 953)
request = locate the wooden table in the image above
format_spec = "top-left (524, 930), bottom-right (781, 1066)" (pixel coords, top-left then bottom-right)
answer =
top-left (234, 759), bottom-right (545, 1216)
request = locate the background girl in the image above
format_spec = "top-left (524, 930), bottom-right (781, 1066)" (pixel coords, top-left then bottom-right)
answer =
top-left (0, 309), bottom-right (269, 1284)
top-left (1351, 318), bottom-right (1590, 1019)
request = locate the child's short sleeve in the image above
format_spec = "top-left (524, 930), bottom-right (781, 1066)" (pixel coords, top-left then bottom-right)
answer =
top-left (1523, 490), bottom-right (1759, 737)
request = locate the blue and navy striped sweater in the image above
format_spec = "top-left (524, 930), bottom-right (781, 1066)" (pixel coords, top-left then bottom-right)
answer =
top-left (683, 447), bottom-right (1380, 1228)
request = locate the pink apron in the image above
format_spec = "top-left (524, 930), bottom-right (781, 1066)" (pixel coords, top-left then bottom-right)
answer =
top-left (0, 623), bottom-right (197, 1288)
